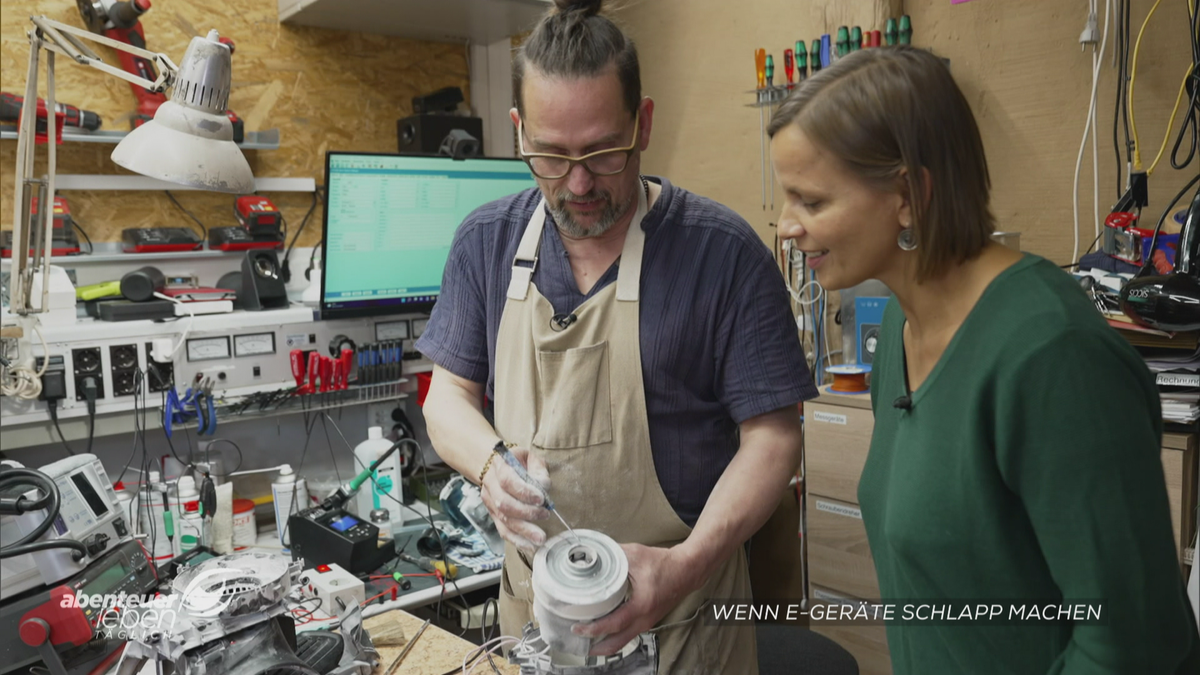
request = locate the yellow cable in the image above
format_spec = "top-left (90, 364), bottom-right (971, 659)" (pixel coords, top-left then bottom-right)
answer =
top-left (1128, 0), bottom-right (1163, 172)
top-left (1148, 63), bottom-right (1197, 175)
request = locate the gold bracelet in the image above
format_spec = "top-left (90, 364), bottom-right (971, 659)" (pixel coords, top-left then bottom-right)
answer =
top-left (478, 452), bottom-right (497, 485)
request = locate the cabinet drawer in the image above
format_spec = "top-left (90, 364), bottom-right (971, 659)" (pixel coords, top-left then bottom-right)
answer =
top-left (809, 586), bottom-right (893, 675)
top-left (1162, 433), bottom-right (1198, 568)
top-left (806, 402), bottom-right (874, 504)
top-left (807, 494), bottom-right (880, 601)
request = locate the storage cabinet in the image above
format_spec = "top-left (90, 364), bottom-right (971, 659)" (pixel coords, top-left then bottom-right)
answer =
top-left (1162, 432), bottom-right (1198, 573)
top-left (804, 393), bottom-right (1200, 675)
top-left (805, 392), bottom-right (892, 675)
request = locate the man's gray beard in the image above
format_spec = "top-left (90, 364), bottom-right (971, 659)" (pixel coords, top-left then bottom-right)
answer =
top-left (548, 188), bottom-right (636, 239)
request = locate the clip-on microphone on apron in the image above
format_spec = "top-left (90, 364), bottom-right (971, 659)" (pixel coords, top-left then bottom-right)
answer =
top-left (494, 445), bottom-right (581, 544)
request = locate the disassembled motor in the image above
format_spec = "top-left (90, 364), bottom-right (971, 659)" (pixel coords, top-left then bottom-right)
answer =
top-left (510, 530), bottom-right (656, 675)
top-left (114, 551), bottom-right (379, 675)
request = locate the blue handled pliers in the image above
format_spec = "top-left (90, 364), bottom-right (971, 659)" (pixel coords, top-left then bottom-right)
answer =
top-left (193, 377), bottom-right (217, 436)
top-left (164, 387), bottom-right (189, 438)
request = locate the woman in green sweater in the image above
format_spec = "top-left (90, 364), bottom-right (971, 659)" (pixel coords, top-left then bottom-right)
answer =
top-left (767, 46), bottom-right (1200, 674)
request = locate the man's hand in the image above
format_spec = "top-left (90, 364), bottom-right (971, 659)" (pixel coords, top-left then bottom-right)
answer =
top-left (480, 447), bottom-right (551, 553)
top-left (572, 543), bottom-right (701, 656)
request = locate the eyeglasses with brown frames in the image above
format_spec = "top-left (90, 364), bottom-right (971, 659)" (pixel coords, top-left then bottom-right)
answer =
top-left (517, 112), bottom-right (640, 180)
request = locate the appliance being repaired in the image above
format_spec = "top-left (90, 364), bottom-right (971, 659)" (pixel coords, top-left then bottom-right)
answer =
top-left (468, 527), bottom-right (659, 674)
top-left (114, 551), bottom-right (380, 675)
top-left (509, 530), bottom-right (658, 675)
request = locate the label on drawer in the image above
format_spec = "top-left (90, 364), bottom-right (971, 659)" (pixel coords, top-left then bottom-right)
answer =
top-left (815, 499), bottom-right (862, 520)
top-left (811, 410), bottom-right (848, 425)
top-left (812, 588), bottom-right (859, 605)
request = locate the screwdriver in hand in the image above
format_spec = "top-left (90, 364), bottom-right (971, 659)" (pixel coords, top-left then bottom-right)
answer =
top-left (493, 445), bottom-right (580, 543)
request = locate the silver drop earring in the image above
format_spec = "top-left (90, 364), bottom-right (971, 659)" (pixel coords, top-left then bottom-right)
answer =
top-left (898, 226), bottom-right (917, 251)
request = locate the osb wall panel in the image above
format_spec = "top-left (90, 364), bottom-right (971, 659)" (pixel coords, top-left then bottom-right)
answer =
top-left (617, 0), bottom-right (1191, 265)
top-left (0, 0), bottom-right (469, 245)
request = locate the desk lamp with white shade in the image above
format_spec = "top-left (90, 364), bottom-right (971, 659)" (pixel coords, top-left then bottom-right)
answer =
top-left (1, 15), bottom-right (254, 400)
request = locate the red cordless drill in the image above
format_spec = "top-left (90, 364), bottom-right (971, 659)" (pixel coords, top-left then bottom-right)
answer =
top-left (0, 92), bottom-right (101, 131)
top-left (75, 0), bottom-right (243, 140)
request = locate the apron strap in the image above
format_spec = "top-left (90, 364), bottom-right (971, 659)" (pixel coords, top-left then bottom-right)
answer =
top-left (616, 183), bottom-right (649, 302)
top-left (507, 199), bottom-right (546, 300)
top-left (509, 186), bottom-right (650, 302)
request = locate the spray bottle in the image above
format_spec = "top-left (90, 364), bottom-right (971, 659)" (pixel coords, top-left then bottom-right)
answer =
top-left (271, 465), bottom-right (308, 548)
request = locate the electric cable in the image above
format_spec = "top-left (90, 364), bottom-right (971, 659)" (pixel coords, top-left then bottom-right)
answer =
top-left (1128, 0), bottom-right (1164, 172)
top-left (1147, 63), bottom-right (1197, 175)
top-left (282, 188), bottom-right (322, 283)
top-left (164, 190), bottom-right (208, 240)
top-left (0, 324), bottom-right (48, 399)
top-left (152, 292), bottom-right (194, 357)
top-left (1136, 172), bottom-right (1200, 279)
top-left (47, 400), bottom-right (75, 456)
top-left (1169, 0), bottom-right (1200, 170)
top-left (72, 219), bottom-right (94, 254)
top-left (0, 467), bottom-right (84, 561)
top-left (1073, 0), bottom-right (1112, 262)
top-left (115, 368), bottom-right (145, 485)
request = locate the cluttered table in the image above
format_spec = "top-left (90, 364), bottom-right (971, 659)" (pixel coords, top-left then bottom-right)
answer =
top-left (366, 610), bottom-right (520, 675)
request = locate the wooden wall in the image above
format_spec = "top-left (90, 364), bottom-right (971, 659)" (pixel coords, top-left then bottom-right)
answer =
top-left (615, 0), bottom-right (1193, 265)
top-left (0, 0), bottom-right (470, 245)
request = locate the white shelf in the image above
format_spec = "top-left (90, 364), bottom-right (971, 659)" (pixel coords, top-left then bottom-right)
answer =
top-left (0, 125), bottom-right (280, 150)
top-left (278, 0), bottom-right (549, 44)
top-left (0, 243), bottom-right (247, 267)
top-left (53, 175), bottom-right (315, 192)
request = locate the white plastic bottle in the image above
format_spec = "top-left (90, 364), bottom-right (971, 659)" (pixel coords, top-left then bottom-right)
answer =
top-left (173, 476), bottom-right (199, 530)
top-left (175, 501), bottom-right (204, 555)
top-left (354, 427), bottom-right (404, 528)
top-left (113, 482), bottom-right (136, 539)
top-left (138, 472), bottom-right (174, 562)
top-left (271, 465), bottom-right (309, 548)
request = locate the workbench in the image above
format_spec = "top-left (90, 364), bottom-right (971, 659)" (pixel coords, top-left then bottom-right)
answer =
top-left (367, 610), bottom-right (520, 675)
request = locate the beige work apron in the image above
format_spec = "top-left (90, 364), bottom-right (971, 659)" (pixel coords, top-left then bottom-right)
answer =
top-left (492, 184), bottom-right (758, 674)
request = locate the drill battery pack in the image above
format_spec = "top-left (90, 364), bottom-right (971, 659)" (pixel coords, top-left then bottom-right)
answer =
top-left (122, 227), bottom-right (202, 253)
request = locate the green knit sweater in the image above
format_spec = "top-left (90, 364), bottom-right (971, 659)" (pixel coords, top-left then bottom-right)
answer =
top-left (861, 254), bottom-right (1200, 674)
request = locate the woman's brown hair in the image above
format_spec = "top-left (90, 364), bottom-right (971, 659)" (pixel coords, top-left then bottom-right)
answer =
top-left (768, 46), bottom-right (995, 281)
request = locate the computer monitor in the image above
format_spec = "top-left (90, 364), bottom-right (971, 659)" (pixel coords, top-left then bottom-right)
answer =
top-left (320, 151), bottom-right (538, 320)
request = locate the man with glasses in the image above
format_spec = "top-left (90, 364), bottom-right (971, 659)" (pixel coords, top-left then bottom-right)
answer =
top-left (415, 1), bottom-right (812, 671)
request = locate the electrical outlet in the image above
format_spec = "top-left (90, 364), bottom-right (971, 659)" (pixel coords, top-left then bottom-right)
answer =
top-left (109, 344), bottom-right (137, 370)
top-left (145, 341), bottom-right (174, 393)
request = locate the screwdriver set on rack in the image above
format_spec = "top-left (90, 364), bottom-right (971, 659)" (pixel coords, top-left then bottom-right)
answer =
top-left (748, 15), bottom-right (914, 211)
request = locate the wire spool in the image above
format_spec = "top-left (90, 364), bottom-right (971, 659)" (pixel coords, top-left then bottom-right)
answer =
top-left (826, 364), bottom-right (871, 394)
top-left (532, 529), bottom-right (629, 657)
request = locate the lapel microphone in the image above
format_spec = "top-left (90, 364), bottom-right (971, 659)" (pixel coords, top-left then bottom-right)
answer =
top-left (550, 313), bottom-right (578, 331)
top-left (893, 395), bottom-right (912, 410)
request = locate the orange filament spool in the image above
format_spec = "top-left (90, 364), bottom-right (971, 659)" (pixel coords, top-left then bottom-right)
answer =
top-left (826, 364), bottom-right (871, 394)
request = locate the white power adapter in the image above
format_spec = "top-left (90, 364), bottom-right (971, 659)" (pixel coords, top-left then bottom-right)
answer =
top-left (297, 563), bottom-right (365, 616)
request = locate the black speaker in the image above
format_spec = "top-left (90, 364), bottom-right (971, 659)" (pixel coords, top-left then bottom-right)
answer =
top-left (397, 114), bottom-right (484, 155)
top-left (238, 250), bottom-right (289, 311)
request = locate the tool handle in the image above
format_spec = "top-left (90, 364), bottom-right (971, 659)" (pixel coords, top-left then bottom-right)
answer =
top-left (290, 350), bottom-right (306, 389)
top-left (754, 48), bottom-right (766, 88)
top-left (494, 446), bottom-right (554, 510)
top-left (784, 49), bottom-right (794, 84)
top-left (339, 348), bottom-right (353, 389)
top-left (307, 351), bottom-right (320, 393)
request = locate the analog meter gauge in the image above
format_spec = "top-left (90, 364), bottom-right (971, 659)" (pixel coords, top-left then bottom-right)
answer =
top-left (235, 333), bottom-right (276, 357)
top-left (186, 337), bottom-right (231, 362)
top-left (375, 320), bottom-right (410, 341)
